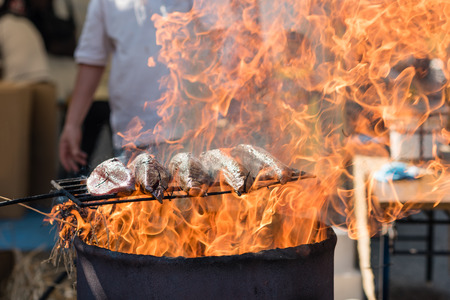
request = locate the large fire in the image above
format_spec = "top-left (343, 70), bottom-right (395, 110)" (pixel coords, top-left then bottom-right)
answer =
top-left (50, 0), bottom-right (450, 273)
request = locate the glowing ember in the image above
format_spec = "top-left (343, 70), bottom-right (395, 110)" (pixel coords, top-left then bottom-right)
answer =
top-left (50, 0), bottom-right (450, 260)
top-left (147, 56), bottom-right (156, 68)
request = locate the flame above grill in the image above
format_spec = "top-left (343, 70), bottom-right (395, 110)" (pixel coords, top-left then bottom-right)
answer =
top-left (48, 0), bottom-right (450, 259)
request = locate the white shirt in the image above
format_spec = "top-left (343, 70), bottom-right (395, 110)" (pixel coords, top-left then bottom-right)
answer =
top-left (0, 14), bottom-right (50, 83)
top-left (75, 0), bottom-right (192, 149)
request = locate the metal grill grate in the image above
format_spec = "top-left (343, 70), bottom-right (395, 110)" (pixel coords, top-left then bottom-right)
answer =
top-left (0, 171), bottom-right (314, 209)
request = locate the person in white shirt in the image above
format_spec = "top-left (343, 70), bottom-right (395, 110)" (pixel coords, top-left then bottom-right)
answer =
top-left (59, 0), bottom-right (192, 172)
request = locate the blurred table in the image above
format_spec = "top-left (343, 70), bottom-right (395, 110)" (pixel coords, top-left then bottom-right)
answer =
top-left (353, 155), bottom-right (450, 300)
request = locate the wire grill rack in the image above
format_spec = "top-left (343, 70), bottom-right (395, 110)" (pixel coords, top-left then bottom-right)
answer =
top-left (0, 171), bottom-right (314, 209)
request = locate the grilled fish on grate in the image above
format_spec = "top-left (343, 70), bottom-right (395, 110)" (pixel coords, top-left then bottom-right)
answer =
top-left (168, 152), bottom-right (213, 196)
top-left (128, 152), bottom-right (171, 202)
top-left (86, 158), bottom-right (135, 196)
top-left (231, 144), bottom-right (294, 184)
top-left (199, 149), bottom-right (253, 194)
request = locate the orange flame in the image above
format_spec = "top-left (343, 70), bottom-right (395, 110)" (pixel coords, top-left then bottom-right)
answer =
top-left (52, 0), bottom-right (450, 258)
top-left (50, 177), bottom-right (327, 257)
top-left (147, 56), bottom-right (156, 68)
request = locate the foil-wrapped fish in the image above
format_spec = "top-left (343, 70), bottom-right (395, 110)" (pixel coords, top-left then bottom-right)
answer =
top-left (87, 158), bottom-right (135, 196)
top-left (199, 149), bottom-right (253, 194)
top-left (128, 153), bottom-right (171, 202)
top-left (168, 152), bottom-right (212, 196)
top-left (230, 144), bottom-right (294, 184)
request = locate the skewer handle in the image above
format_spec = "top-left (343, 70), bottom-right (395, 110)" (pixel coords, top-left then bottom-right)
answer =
top-left (0, 191), bottom-right (64, 208)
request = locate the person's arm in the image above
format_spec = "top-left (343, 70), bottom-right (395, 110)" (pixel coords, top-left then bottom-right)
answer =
top-left (59, 63), bottom-right (105, 172)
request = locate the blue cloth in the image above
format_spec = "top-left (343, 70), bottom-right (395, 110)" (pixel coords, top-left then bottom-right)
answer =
top-left (0, 211), bottom-right (57, 250)
top-left (373, 162), bottom-right (420, 182)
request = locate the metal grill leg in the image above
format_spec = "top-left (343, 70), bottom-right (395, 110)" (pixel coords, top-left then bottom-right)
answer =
top-left (426, 210), bottom-right (434, 282)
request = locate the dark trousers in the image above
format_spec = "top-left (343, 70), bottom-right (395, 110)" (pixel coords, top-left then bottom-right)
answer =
top-left (59, 101), bottom-right (112, 178)
top-left (81, 101), bottom-right (111, 161)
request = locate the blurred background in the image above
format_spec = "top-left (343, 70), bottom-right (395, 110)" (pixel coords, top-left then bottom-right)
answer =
top-left (0, 1), bottom-right (450, 300)
top-left (0, 0), bottom-right (112, 298)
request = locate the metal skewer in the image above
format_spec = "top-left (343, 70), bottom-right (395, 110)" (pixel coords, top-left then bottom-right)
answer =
top-left (0, 191), bottom-right (64, 207)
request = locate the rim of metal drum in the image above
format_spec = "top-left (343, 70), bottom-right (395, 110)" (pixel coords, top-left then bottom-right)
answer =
top-left (73, 226), bottom-right (336, 263)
